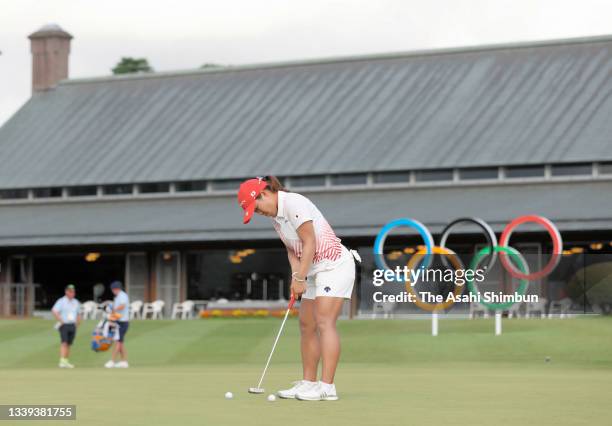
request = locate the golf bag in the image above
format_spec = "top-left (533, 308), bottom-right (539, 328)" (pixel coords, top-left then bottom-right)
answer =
top-left (91, 309), bottom-right (120, 352)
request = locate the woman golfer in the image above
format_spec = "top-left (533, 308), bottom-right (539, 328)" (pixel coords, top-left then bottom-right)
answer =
top-left (238, 176), bottom-right (357, 401)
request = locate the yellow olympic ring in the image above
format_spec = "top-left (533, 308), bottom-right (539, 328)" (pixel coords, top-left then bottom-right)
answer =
top-left (405, 246), bottom-right (465, 312)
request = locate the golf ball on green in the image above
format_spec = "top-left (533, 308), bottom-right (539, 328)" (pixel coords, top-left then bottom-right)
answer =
top-left (225, 392), bottom-right (233, 399)
top-left (267, 394), bottom-right (276, 402)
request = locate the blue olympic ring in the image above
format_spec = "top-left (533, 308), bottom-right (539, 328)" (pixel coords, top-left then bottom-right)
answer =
top-left (373, 218), bottom-right (434, 278)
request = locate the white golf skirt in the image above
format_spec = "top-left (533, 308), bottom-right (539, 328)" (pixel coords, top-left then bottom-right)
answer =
top-left (302, 246), bottom-right (357, 300)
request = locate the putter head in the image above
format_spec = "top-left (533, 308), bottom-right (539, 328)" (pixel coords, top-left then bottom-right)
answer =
top-left (248, 387), bottom-right (265, 394)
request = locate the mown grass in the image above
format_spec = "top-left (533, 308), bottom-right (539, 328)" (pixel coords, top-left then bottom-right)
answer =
top-left (1, 316), bottom-right (610, 425)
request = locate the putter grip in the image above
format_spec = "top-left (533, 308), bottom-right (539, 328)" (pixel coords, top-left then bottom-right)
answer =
top-left (288, 294), bottom-right (296, 309)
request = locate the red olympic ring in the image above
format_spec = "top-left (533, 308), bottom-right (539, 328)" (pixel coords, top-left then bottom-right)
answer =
top-left (499, 215), bottom-right (562, 280)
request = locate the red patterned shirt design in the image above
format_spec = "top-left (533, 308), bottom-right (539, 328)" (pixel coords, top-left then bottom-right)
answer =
top-left (272, 191), bottom-right (342, 265)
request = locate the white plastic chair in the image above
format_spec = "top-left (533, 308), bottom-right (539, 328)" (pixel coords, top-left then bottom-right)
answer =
top-left (81, 301), bottom-right (98, 320)
top-left (130, 300), bottom-right (143, 319)
top-left (142, 300), bottom-right (165, 319)
top-left (470, 302), bottom-right (489, 318)
top-left (507, 302), bottom-right (523, 318)
top-left (526, 298), bottom-right (547, 318)
top-left (371, 301), bottom-right (396, 319)
top-left (171, 302), bottom-right (181, 319)
top-left (171, 300), bottom-right (195, 319)
top-left (548, 298), bottom-right (572, 318)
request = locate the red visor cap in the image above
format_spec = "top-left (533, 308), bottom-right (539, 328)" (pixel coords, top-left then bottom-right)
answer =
top-left (237, 178), bottom-right (268, 224)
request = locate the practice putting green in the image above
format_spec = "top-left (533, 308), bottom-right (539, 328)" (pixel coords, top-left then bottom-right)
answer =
top-left (1, 316), bottom-right (611, 425)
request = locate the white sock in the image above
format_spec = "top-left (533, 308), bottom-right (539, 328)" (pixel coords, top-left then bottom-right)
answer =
top-left (319, 381), bottom-right (335, 393)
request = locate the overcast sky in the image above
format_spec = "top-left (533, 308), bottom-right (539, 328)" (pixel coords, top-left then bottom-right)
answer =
top-left (1, 0), bottom-right (612, 126)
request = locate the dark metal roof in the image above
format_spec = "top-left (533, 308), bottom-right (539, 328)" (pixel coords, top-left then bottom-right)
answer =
top-left (0, 180), bottom-right (610, 247)
top-left (1, 35), bottom-right (612, 189)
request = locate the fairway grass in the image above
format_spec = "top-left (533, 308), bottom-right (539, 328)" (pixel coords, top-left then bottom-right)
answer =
top-left (1, 316), bottom-right (611, 425)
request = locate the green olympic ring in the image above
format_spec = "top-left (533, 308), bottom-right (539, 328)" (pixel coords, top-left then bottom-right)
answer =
top-left (467, 246), bottom-right (530, 310)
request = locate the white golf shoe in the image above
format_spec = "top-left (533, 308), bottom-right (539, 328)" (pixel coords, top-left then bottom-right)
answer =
top-left (104, 360), bottom-right (116, 368)
top-left (115, 361), bottom-right (129, 368)
top-left (277, 380), bottom-right (318, 399)
top-left (296, 381), bottom-right (339, 401)
top-left (58, 359), bottom-right (74, 368)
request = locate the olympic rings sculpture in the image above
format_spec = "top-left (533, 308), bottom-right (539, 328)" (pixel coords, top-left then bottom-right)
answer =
top-left (374, 214), bottom-right (563, 281)
top-left (373, 214), bottom-right (563, 312)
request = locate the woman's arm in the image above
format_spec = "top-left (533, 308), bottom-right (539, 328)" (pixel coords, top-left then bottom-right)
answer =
top-left (290, 221), bottom-right (316, 298)
top-left (287, 248), bottom-right (301, 276)
top-left (295, 221), bottom-right (316, 279)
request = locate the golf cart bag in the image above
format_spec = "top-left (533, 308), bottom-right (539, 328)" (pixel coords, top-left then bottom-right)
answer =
top-left (91, 311), bottom-right (120, 352)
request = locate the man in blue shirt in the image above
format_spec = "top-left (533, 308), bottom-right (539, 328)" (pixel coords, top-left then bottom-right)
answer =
top-left (105, 281), bottom-right (130, 368)
top-left (51, 284), bottom-right (81, 368)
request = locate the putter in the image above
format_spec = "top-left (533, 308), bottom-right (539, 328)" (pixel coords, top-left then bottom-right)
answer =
top-left (248, 294), bottom-right (296, 394)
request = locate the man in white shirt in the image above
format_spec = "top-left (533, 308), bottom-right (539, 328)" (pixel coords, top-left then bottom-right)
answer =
top-left (51, 284), bottom-right (81, 368)
top-left (104, 281), bottom-right (130, 368)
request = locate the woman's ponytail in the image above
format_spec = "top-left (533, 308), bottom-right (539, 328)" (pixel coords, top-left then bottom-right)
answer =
top-left (263, 175), bottom-right (288, 193)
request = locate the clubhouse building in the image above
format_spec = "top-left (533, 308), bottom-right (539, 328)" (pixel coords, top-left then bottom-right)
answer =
top-left (1, 24), bottom-right (612, 316)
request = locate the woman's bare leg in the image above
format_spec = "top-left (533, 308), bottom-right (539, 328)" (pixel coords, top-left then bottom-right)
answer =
top-left (314, 297), bottom-right (345, 384)
top-left (299, 299), bottom-right (320, 381)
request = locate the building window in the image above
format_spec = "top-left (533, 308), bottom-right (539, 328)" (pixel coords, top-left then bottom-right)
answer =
top-left (138, 182), bottom-right (170, 194)
top-left (210, 179), bottom-right (243, 191)
top-left (102, 184), bottom-right (133, 195)
top-left (459, 167), bottom-right (499, 180)
top-left (330, 173), bottom-right (367, 186)
top-left (67, 186), bottom-right (97, 197)
top-left (186, 249), bottom-right (290, 301)
top-left (551, 163), bottom-right (592, 177)
top-left (0, 189), bottom-right (28, 200)
top-left (505, 165), bottom-right (545, 179)
top-left (288, 175), bottom-right (326, 188)
top-left (414, 169), bottom-right (453, 182)
top-left (32, 187), bottom-right (62, 198)
top-left (176, 181), bottom-right (207, 192)
top-left (599, 162), bottom-right (612, 175)
top-left (373, 171), bottom-right (410, 184)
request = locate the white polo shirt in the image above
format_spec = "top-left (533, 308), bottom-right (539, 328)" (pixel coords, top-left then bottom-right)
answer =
top-left (272, 191), bottom-right (344, 275)
top-left (52, 296), bottom-right (81, 324)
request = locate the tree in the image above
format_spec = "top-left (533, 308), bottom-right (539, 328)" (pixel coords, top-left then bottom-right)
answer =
top-left (112, 57), bottom-right (153, 75)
